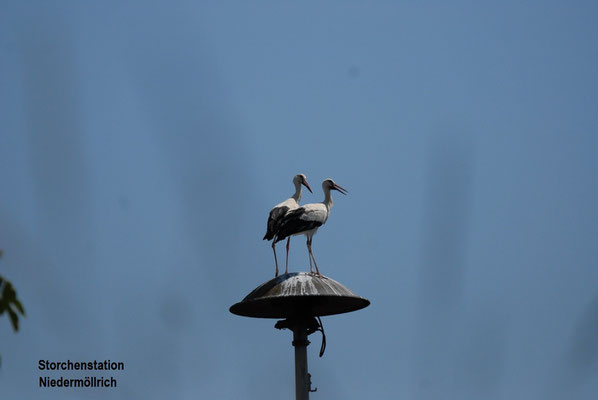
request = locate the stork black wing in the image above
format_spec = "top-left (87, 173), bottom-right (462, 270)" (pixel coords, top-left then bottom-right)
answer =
top-left (274, 207), bottom-right (323, 243)
top-left (263, 206), bottom-right (290, 240)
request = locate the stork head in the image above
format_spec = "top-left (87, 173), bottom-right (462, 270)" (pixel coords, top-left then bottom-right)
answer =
top-left (294, 173), bottom-right (313, 193)
top-left (322, 178), bottom-right (348, 195)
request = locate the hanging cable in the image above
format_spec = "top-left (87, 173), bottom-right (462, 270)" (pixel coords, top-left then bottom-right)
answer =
top-left (313, 316), bottom-right (326, 357)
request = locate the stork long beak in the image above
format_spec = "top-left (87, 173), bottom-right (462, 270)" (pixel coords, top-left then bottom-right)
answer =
top-left (333, 183), bottom-right (348, 195)
top-left (302, 179), bottom-right (313, 193)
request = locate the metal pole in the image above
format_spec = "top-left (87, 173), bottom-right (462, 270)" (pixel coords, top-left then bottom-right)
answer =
top-left (292, 322), bottom-right (310, 400)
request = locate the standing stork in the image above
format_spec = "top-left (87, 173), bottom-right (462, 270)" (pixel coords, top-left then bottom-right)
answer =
top-left (263, 174), bottom-right (313, 276)
top-left (274, 179), bottom-right (347, 276)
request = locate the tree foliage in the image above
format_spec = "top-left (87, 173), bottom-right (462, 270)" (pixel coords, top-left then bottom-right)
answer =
top-left (0, 277), bottom-right (26, 332)
top-left (0, 250), bottom-right (26, 332)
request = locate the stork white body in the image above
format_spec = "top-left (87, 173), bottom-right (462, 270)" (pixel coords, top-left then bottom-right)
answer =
top-left (263, 174), bottom-right (312, 276)
top-left (274, 179), bottom-right (347, 275)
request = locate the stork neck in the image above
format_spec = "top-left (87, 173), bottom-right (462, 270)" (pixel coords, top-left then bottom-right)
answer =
top-left (323, 188), bottom-right (333, 210)
top-left (291, 182), bottom-right (302, 202)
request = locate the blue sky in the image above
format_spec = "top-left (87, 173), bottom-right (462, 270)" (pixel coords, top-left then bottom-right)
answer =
top-left (2, 1), bottom-right (598, 399)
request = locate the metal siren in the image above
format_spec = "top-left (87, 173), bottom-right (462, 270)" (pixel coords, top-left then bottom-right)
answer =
top-left (230, 272), bottom-right (370, 319)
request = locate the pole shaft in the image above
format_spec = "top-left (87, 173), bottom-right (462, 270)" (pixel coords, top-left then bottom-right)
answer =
top-left (293, 324), bottom-right (309, 400)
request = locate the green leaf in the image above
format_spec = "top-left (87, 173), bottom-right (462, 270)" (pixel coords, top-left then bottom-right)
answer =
top-left (3, 282), bottom-right (16, 302)
top-left (7, 307), bottom-right (19, 332)
top-left (12, 298), bottom-right (25, 316)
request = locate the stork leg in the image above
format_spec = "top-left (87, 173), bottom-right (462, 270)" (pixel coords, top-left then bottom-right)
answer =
top-left (306, 237), bottom-right (313, 273)
top-left (307, 237), bottom-right (321, 276)
top-left (272, 241), bottom-right (279, 277)
top-left (285, 237), bottom-right (291, 274)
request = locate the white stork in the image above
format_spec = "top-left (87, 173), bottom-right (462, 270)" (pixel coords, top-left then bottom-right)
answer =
top-left (274, 178), bottom-right (347, 276)
top-left (263, 174), bottom-right (313, 276)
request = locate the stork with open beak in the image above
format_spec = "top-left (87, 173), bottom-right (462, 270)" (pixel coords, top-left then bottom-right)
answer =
top-left (263, 174), bottom-right (313, 276)
top-left (274, 179), bottom-right (347, 276)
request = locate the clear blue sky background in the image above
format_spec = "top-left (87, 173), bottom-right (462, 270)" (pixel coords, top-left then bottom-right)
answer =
top-left (2, 1), bottom-right (598, 399)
